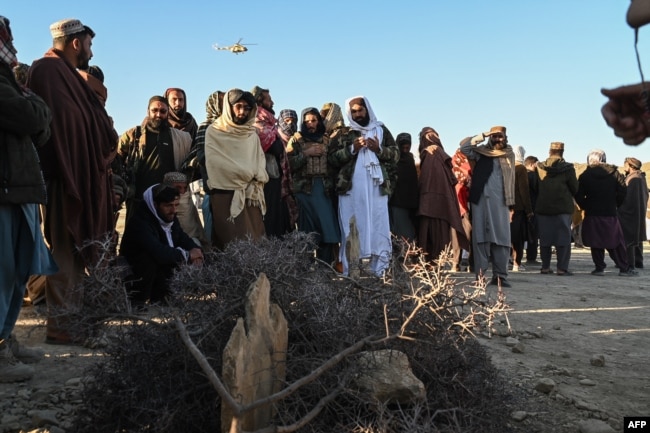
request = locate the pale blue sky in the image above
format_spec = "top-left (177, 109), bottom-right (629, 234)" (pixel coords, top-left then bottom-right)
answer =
top-left (4, 1), bottom-right (649, 164)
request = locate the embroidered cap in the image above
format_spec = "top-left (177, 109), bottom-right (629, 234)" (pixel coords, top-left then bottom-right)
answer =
top-left (550, 141), bottom-right (564, 150)
top-left (49, 18), bottom-right (94, 39)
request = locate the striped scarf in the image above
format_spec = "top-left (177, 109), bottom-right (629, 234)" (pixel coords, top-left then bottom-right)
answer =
top-left (0, 17), bottom-right (17, 68)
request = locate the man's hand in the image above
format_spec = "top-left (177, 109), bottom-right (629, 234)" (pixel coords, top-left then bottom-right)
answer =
top-left (601, 83), bottom-right (650, 145)
top-left (304, 144), bottom-right (325, 157)
top-left (470, 133), bottom-right (485, 145)
top-left (189, 248), bottom-right (204, 266)
top-left (365, 136), bottom-right (380, 153)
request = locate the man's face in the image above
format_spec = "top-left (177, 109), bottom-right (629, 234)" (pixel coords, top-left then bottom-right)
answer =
top-left (489, 133), bottom-right (507, 150)
top-left (232, 100), bottom-right (253, 125)
top-left (350, 103), bottom-right (369, 127)
top-left (76, 35), bottom-right (93, 70)
top-left (400, 142), bottom-right (411, 154)
top-left (303, 113), bottom-right (319, 133)
top-left (167, 90), bottom-right (185, 112)
top-left (260, 91), bottom-right (274, 111)
top-left (147, 101), bottom-right (169, 128)
top-left (155, 197), bottom-right (179, 223)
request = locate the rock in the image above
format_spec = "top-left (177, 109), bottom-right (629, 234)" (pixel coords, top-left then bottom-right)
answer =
top-left (511, 343), bottom-right (525, 353)
top-left (1, 414), bottom-right (20, 425)
top-left (575, 400), bottom-right (599, 411)
top-left (580, 379), bottom-right (597, 386)
top-left (577, 418), bottom-right (616, 433)
top-left (65, 377), bottom-right (83, 386)
top-left (505, 337), bottom-right (519, 347)
top-left (590, 354), bottom-right (605, 367)
top-left (29, 409), bottom-right (59, 426)
top-left (511, 410), bottom-right (528, 421)
top-left (535, 378), bottom-right (556, 394)
top-left (353, 349), bottom-right (426, 404)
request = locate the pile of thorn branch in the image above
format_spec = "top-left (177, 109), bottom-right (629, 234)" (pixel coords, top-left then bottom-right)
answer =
top-left (67, 232), bottom-right (517, 433)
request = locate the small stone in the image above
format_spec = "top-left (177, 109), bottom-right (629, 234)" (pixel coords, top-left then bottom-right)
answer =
top-left (29, 409), bottom-right (60, 427)
top-left (577, 418), bottom-right (615, 433)
top-left (535, 378), bottom-right (556, 394)
top-left (575, 400), bottom-right (599, 411)
top-left (511, 411), bottom-right (528, 421)
top-left (579, 379), bottom-right (597, 386)
top-left (512, 343), bottom-right (525, 353)
top-left (505, 337), bottom-right (519, 347)
top-left (590, 354), bottom-right (605, 367)
top-left (553, 325), bottom-right (561, 330)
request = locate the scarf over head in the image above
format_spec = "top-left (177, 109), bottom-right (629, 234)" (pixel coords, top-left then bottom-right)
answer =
top-left (346, 95), bottom-right (384, 185)
top-left (0, 16), bottom-right (18, 68)
top-left (254, 105), bottom-right (278, 152)
top-left (299, 107), bottom-right (326, 141)
top-left (513, 145), bottom-right (526, 164)
top-left (205, 90), bottom-right (224, 123)
top-left (277, 109), bottom-right (298, 143)
top-left (143, 184), bottom-right (175, 247)
top-left (204, 89), bottom-right (268, 221)
top-left (322, 102), bottom-right (345, 134)
top-left (418, 127), bottom-right (442, 151)
top-left (164, 87), bottom-right (197, 137)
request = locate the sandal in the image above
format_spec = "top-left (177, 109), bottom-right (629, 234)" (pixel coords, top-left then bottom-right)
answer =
top-left (540, 268), bottom-right (553, 274)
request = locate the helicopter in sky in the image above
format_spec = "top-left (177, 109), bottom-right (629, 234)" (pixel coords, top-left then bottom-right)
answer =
top-left (212, 38), bottom-right (257, 55)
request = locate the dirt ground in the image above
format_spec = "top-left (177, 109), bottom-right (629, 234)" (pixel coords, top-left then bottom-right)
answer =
top-left (2, 243), bottom-right (649, 433)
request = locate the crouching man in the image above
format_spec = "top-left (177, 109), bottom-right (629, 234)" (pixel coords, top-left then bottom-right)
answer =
top-left (120, 183), bottom-right (203, 308)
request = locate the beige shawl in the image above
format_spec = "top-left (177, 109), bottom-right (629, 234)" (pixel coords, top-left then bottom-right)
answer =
top-left (474, 145), bottom-right (516, 206)
top-left (204, 101), bottom-right (268, 221)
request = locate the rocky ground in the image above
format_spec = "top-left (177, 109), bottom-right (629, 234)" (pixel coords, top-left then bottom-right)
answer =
top-left (1, 245), bottom-right (649, 433)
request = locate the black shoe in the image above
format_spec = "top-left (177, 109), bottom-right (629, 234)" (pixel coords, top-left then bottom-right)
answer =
top-left (489, 276), bottom-right (511, 288)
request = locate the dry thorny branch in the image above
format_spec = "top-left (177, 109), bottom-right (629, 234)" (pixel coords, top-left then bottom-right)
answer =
top-left (62, 232), bottom-right (515, 433)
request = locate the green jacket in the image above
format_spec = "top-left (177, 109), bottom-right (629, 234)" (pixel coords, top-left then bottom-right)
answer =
top-left (534, 156), bottom-right (578, 215)
top-left (286, 132), bottom-right (335, 195)
top-left (327, 126), bottom-right (399, 196)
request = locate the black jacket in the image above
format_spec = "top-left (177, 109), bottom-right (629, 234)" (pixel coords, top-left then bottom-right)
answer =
top-left (0, 63), bottom-right (51, 205)
top-left (576, 164), bottom-right (627, 217)
top-left (120, 200), bottom-right (199, 265)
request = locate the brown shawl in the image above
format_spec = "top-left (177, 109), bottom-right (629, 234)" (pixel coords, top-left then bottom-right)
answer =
top-left (164, 88), bottom-right (198, 138)
top-left (77, 69), bottom-right (107, 106)
top-left (28, 48), bottom-right (118, 264)
top-left (418, 146), bottom-right (465, 230)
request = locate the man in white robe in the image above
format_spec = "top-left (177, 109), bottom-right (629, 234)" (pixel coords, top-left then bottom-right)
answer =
top-left (328, 96), bottom-right (399, 277)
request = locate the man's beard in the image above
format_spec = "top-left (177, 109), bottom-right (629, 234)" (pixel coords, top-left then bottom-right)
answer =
top-left (77, 51), bottom-right (90, 70)
top-left (233, 115), bottom-right (248, 125)
top-left (490, 139), bottom-right (506, 150)
top-left (147, 118), bottom-right (167, 131)
top-left (353, 114), bottom-right (370, 126)
top-left (171, 107), bottom-right (186, 117)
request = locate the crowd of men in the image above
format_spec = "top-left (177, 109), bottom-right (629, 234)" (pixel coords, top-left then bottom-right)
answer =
top-left (1, 16), bottom-right (649, 383)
